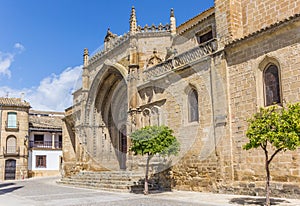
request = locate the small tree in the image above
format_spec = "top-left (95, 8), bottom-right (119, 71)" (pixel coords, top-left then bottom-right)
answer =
top-left (130, 125), bottom-right (180, 195)
top-left (243, 103), bottom-right (300, 206)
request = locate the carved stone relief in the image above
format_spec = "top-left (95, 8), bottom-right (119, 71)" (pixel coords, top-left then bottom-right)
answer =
top-left (146, 49), bottom-right (163, 68)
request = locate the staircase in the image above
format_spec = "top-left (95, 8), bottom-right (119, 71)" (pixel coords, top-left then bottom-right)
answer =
top-left (58, 171), bottom-right (159, 193)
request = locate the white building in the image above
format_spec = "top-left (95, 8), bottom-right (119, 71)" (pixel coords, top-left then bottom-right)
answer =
top-left (28, 110), bottom-right (63, 177)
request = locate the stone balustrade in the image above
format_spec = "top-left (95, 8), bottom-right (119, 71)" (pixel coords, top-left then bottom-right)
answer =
top-left (88, 24), bottom-right (171, 66)
top-left (143, 39), bottom-right (217, 81)
top-left (88, 33), bottom-right (130, 65)
top-left (137, 23), bottom-right (170, 33)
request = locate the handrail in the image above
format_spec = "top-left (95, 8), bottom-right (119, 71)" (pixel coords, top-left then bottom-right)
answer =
top-left (143, 38), bottom-right (217, 81)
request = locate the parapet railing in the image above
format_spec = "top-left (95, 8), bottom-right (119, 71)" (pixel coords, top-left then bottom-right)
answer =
top-left (29, 141), bottom-right (62, 149)
top-left (136, 23), bottom-right (170, 33)
top-left (88, 32), bottom-right (130, 65)
top-left (143, 38), bottom-right (217, 81)
top-left (88, 23), bottom-right (171, 65)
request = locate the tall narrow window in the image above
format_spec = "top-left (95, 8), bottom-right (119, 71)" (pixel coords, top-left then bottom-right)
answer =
top-left (7, 112), bottom-right (17, 128)
top-left (188, 89), bottom-right (199, 122)
top-left (264, 65), bottom-right (281, 106)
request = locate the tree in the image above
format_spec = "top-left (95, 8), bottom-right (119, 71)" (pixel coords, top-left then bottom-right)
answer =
top-left (130, 125), bottom-right (180, 195)
top-left (243, 103), bottom-right (300, 206)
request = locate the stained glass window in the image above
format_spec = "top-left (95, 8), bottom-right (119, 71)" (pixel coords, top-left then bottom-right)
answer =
top-left (264, 65), bottom-right (281, 106)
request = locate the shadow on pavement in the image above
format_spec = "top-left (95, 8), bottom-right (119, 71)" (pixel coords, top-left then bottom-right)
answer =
top-left (0, 186), bottom-right (23, 195)
top-left (0, 183), bottom-right (15, 188)
top-left (229, 197), bottom-right (290, 205)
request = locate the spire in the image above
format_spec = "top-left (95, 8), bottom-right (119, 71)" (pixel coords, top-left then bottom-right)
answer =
top-left (83, 48), bottom-right (89, 67)
top-left (130, 6), bottom-right (137, 34)
top-left (170, 8), bottom-right (176, 35)
top-left (170, 8), bottom-right (175, 17)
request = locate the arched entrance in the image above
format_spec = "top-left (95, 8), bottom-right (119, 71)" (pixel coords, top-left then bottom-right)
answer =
top-left (5, 159), bottom-right (16, 180)
top-left (84, 65), bottom-right (128, 170)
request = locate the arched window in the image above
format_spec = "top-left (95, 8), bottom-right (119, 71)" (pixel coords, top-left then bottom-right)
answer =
top-left (188, 88), bottom-right (199, 122)
top-left (264, 65), bottom-right (281, 106)
top-left (6, 136), bottom-right (17, 154)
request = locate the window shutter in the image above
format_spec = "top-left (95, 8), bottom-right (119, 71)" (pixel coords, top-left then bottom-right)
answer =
top-left (7, 112), bottom-right (17, 128)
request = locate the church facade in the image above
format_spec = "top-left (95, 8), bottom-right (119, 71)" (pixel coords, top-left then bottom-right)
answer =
top-left (62, 0), bottom-right (300, 197)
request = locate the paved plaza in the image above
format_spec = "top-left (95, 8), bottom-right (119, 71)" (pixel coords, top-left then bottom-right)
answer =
top-left (0, 177), bottom-right (299, 206)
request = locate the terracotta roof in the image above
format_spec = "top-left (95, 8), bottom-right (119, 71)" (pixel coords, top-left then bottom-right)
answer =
top-left (29, 112), bottom-right (63, 130)
top-left (0, 97), bottom-right (31, 107)
top-left (226, 13), bottom-right (300, 47)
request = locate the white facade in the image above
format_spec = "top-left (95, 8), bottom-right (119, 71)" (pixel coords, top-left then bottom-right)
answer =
top-left (28, 110), bottom-right (64, 177)
top-left (28, 150), bottom-right (62, 171)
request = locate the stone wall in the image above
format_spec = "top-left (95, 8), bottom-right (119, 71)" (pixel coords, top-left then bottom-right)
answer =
top-left (225, 15), bottom-right (300, 197)
top-left (214, 0), bottom-right (300, 46)
top-left (241, 0), bottom-right (300, 37)
top-left (0, 106), bottom-right (29, 180)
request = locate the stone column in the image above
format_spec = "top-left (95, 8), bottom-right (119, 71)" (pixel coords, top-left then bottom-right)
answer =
top-left (52, 133), bottom-right (56, 149)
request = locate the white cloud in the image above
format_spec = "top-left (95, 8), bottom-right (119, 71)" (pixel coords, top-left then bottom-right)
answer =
top-left (0, 52), bottom-right (13, 78)
top-left (14, 43), bottom-right (25, 52)
top-left (0, 66), bottom-right (82, 111)
top-left (0, 43), bottom-right (25, 78)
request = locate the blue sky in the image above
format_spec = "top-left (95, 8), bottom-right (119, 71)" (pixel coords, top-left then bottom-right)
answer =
top-left (0, 0), bottom-right (214, 111)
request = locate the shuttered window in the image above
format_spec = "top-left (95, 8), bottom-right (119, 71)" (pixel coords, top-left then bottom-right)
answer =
top-left (7, 112), bottom-right (17, 128)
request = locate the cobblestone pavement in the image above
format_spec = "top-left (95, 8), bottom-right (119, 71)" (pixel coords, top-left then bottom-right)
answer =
top-left (0, 177), bottom-right (299, 206)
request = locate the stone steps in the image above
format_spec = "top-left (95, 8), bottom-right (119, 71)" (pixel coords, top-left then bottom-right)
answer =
top-left (58, 171), bottom-right (159, 193)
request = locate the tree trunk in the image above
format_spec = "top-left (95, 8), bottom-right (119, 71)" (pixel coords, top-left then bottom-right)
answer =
top-left (144, 155), bottom-right (151, 195)
top-left (265, 154), bottom-right (271, 206)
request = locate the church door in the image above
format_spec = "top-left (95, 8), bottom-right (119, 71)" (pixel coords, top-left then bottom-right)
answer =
top-left (119, 129), bottom-right (127, 170)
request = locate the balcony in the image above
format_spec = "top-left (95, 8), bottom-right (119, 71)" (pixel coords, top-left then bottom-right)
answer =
top-left (3, 146), bottom-right (20, 157)
top-left (29, 141), bottom-right (62, 149)
top-left (5, 121), bottom-right (19, 131)
top-left (143, 38), bottom-right (217, 81)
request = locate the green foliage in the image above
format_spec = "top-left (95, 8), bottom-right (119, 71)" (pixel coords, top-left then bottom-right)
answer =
top-left (130, 125), bottom-right (180, 157)
top-left (243, 103), bottom-right (300, 151)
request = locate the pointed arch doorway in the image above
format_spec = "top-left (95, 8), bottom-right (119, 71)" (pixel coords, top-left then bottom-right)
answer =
top-left (87, 64), bottom-right (129, 171)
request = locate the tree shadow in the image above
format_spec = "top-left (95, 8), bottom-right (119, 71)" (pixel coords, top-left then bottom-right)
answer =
top-left (229, 197), bottom-right (290, 205)
top-left (0, 186), bottom-right (23, 195)
top-left (130, 167), bottom-right (174, 194)
top-left (0, 183), bottom-right (15, 188)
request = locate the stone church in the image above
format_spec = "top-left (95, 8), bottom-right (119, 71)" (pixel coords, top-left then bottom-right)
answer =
top-left (62, 0), bottom-right (300, 197)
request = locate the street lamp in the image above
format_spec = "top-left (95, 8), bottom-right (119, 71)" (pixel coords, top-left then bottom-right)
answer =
top-left (24, 135), bottom-right (28, 145)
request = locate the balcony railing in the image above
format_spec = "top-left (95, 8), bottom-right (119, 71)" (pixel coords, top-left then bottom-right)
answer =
top-left (5, 121), bottom-right (19, 131)
top-left (29, 141), bottom-right (62, 149)
top-left (143, 38), bottom-right (217, 81)
top-left (3, 146), bottom-right (20, 156)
